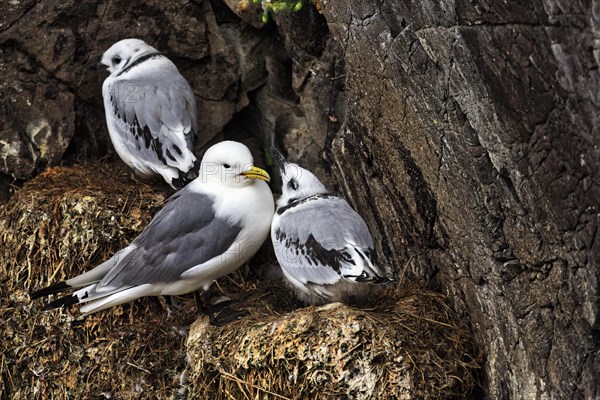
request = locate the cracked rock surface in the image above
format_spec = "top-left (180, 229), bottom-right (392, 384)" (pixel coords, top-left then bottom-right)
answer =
top-left (319, 0), bottom-right (600, 398)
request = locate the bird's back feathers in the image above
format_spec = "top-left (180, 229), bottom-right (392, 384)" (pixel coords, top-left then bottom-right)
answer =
top-left (101, 45), bottom-right (199, 188)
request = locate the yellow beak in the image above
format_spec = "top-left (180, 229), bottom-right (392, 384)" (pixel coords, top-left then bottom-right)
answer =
top-left (240, 166), bottom-right (270, 182)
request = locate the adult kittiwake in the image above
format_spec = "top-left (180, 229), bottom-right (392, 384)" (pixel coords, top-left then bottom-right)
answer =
top-left (92, 38), bottom-right (199, 189)
top-left (270, 149), bottom-right (394, 305)
top-left (31, 141), bottom-right (275, 320)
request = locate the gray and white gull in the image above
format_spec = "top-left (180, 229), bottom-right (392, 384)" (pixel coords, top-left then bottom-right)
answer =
top-left (271, 149), bottom-right (394, 305)
top-left (93, 38), bottom-right (199, 189)
top-left (31, 141), bottom-right (274, 317)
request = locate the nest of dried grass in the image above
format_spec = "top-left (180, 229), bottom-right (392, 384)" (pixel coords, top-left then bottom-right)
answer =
top-left (187, 285), bottom-right (480, 399)
top-left (0, 163), bottom-right (480, 399)
top-left (0, 163), bottom-right (195, 399)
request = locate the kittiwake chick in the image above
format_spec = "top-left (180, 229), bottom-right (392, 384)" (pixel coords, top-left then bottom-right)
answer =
top-left (270, 149), bottom-right (394, 305)
top-left (92, 38), bottom-right (199, 189)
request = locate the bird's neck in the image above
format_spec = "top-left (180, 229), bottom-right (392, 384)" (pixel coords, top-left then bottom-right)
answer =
top-left (116, 51), bottom-right (163, 77)
top-left (276, 192), bottom-right (336, 214)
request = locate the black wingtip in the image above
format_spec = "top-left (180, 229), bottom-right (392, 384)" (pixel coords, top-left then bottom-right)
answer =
top-left (171, 176), bottom-right (185, 190)
top-left (172, 171), bottom-right (189, 190)
top-left (191, 159), bottom-right (200, 175)
top-left (173, 160), bottom-right (200, 189)
top-left (30, 281), bottom-right (71, 300)
top-left (43, 294), bottom-right (80, 310)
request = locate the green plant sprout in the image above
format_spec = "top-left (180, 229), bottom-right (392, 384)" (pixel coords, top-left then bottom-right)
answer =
top-left (249, 0), bottom-right (305, 23)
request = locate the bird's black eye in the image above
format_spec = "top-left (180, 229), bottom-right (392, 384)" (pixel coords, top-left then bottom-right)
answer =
top-left (223, 163), bottom-right (231, 169)
top-left (112, 56), bottom-right (122, 65)
top-left (287, 179), bottom-right (298, 191)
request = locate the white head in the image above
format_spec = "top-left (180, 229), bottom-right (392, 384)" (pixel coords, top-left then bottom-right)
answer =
top-left (272, 148), bottom-right (327, 207)
top-left (199, 141), bottom-right (270, 188)
top-left (94, 38), bottom-right (159, 74)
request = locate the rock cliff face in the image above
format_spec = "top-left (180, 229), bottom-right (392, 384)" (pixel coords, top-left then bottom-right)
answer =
top-left (1, 0), bottom-right (598, 398)
top-left (0, 0), bottom-right (269, 181)
top-left (317, 1), bottom-right (599, 398)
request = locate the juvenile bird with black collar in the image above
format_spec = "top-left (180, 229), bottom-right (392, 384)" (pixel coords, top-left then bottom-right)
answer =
top-left (92, 38), bottom-right (199, 189)
top-left (270, 149), bottom-right (394, 305)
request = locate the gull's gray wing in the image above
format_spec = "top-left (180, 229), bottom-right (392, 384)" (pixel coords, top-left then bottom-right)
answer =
top-left (97, 190), bottom-right (242, 291)
top-left (273, 195), bottom-right (381, 286)
top-left (106, 59), bottom-right (197, 169)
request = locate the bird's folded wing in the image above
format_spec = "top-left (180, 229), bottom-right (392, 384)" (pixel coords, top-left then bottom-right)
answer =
top-left (281, 197), bottom-right (375, 249)
top-left (97, 191), bottom-right (242, 292)
top-left (106, 66), bottom-right (197, 162)
top-left (274, 197), bottom-right (377, 285)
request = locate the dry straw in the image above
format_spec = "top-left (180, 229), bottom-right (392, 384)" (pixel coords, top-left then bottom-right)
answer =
top-left (0, 164), bottom-right (479, 399)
